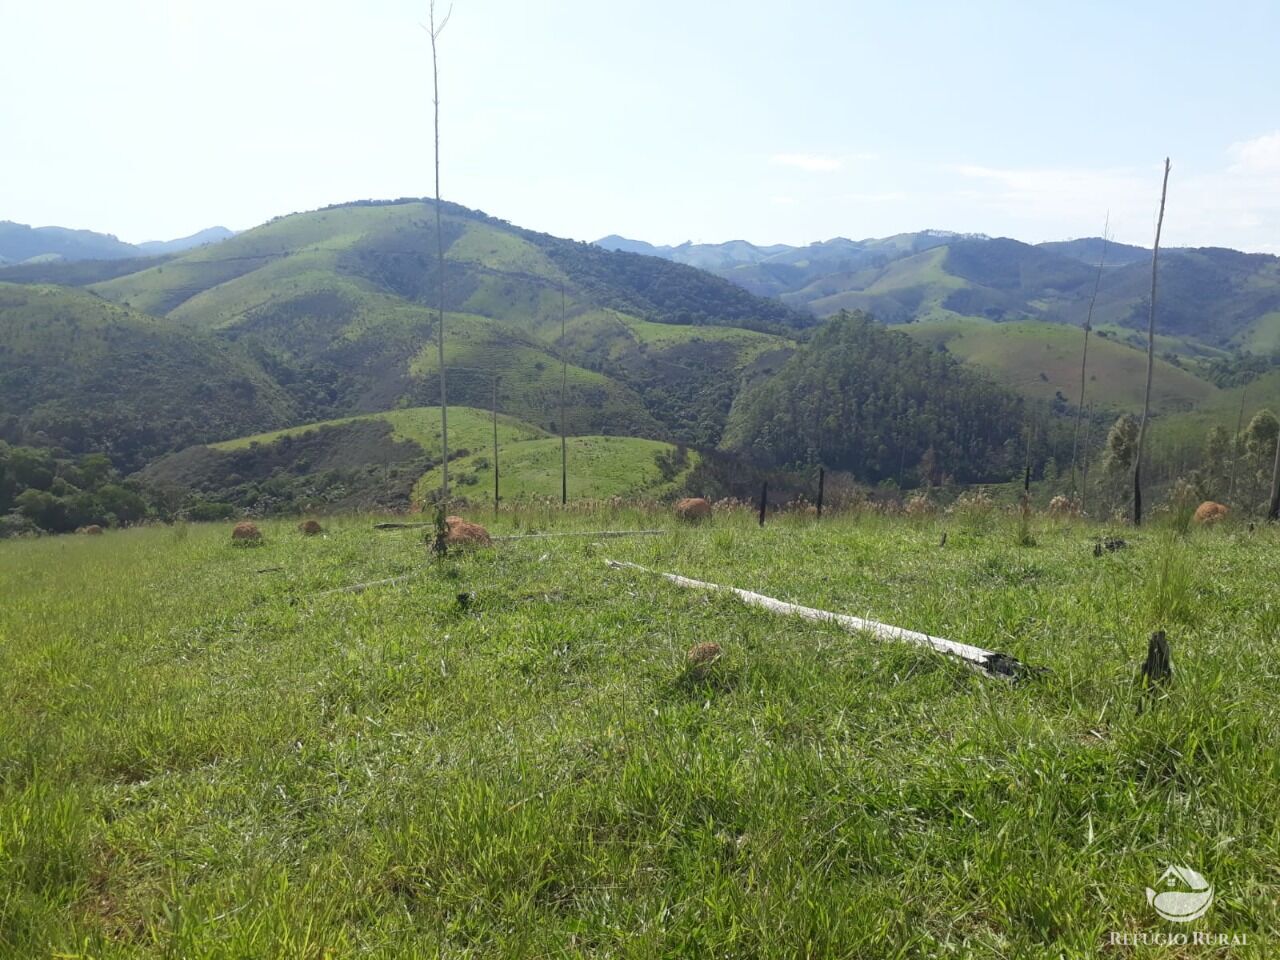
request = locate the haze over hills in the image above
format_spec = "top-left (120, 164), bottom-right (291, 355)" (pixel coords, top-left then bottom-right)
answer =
top-left (136, 226), bottom-right (237, 256)
top-left (0, 221), bottom-right (235, 265)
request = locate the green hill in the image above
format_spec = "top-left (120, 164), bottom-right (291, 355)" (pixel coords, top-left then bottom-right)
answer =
top-left (12, 201), bottom-right (1280, 502)
top-left (781, 238), bottom-right (1097, 324)
top-left (611, 230), bottom-right (1280, 433)
top-left (599, 229), bottom-right (1280, 371)
top-left (899, 318), bottom-right (1215, 414)
top-left (596, 231), bottom-right (966, 299)
top-left (417, 435), bottom-right (698, 502)
top-left (0, 220), bottom-right (140, 264)
top-left (0, 283), bottom-right (295, 469)
top-left (722, 312), bottom-right (1026, 484)
top-left (82, 200), bottom-right (804, 445)
top-left (141, 407), bottom-right (695, 511)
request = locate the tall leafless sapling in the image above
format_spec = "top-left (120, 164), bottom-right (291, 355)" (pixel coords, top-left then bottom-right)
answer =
top-left (1269, 412), bottom-right (1280, 521)
top-left (560, 283), bottom-right (568, 505)
top-left (1069, 218), bottom-right (1109, 497)
top-left (428, 1), bottom-right (453, 502)
top-left (1133, 158), bottom-right (1171, 526)
top-left (1228, 384), bottom-right (1247, 508)
top-left (1081, 400), bottom-right (1095, 514)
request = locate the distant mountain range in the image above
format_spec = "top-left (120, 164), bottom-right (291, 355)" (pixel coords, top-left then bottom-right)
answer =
top-left (594, 231), bottom-right (1280, 355)
top-left (0, 221), bottom-right (235, 265)
top-left (136, 226), bottom-right (237, 256)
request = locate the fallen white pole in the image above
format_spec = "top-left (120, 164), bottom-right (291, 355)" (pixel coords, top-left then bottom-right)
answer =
top-left (605, 559), bottom-right (1029, 679)
top-left (492, 530), bottom-right (663, 542)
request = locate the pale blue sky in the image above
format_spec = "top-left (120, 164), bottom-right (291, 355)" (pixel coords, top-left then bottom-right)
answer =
top-left (2, 0), bottom-right (1277, 251)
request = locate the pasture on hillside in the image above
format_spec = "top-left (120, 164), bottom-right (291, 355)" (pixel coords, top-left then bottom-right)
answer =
top-left (1, 507), bottom-right (1276, 957)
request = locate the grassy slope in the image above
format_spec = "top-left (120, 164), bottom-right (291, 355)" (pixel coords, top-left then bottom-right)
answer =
top-left (788, 247), bottom-right (969, 320)
top-left (85, 201), bottom-right (785, 444)
top-left (0, 282), bottom-right (294, 461)
top-left (1237, 311), bottom-right (1280, 354)
top-left (195, 408), bottom-right (691, 503)
top-left (1149, 367), bottom-right (1280, 461)
top-left (211, 406), bottom-right (548, 453)
top-left (416, 435), bottom-right (698, 501)
top-left (1, 510), bottom-right (1275, 955)
top-left (900, 318), bottom-right (1216, 413)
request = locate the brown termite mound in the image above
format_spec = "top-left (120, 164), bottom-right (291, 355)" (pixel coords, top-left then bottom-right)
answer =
top-left (685, 641), bottom-right (723, 681)
top-left (443, 516), bottom-right (491, 547)
top-left (674, 497), bottom-right (712, 522)
top-left (1193, 501), bottom-right (1228, 526)
top-left (231, 521), bottom-right (263, 545)
top-left (298, 519), bottom-right (324, 536)
top-left (687, 641), bottom-right (722, 665)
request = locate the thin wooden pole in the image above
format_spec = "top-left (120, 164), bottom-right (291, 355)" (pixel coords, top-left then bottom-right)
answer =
top-left (1134, 158), bottom-right (1171, 526)
top-left (1268, 423), bottom-right (1280, 521)
top-left (816, 467), bottom-right (825, 517)
top-left (428, 1), bottom-right (452, 504)
top-left (758, 481), bottom-right (768, 526)
top-left (492, 375), bottom-right (500, 516)
top-left (560, 283), bottom-right (568, 506)
top-left (1023, 418), bottom-right (1034, 492)
top-left (1228, 385), bottom-right (1247, 507)
top-left (1070, 219), bottom-right (1109, 496)
top-left (1081, 401), bottom-right (1095, 514)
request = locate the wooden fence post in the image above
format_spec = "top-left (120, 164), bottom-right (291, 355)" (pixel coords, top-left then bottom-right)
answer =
top-left (492, 375), bottom-right (500, 517)
top-left (758, 482), bottom-right (768, 526)
top-left (817, 467), bottom-right (825, 517)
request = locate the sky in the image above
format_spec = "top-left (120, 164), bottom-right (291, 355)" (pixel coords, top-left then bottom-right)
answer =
top-left (2, 0), bottom-right (1278, 252)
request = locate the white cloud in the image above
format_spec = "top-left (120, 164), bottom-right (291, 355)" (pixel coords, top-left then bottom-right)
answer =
top-left (945, 147), bottom-right (1280, 253)
top-left (840, 191), bottom-right (906, 203)
top-left (1227, 131), bottom-right (1280, 174)
top-left (770, 153), bottom-right (844, 173)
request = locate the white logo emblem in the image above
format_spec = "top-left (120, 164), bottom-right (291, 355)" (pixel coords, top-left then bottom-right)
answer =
top-left (1147, 865), bottom-right (1214, 922)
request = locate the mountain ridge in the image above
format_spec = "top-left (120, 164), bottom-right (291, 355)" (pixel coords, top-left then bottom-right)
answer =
top-left (593, 230), bottom-right (1280, 353)
top-left (0, 221), bottom-right (235, 265)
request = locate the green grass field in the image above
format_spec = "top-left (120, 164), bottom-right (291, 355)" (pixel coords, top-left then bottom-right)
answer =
top-left (210, 406), bottom-right (548, 454)
top-left (900, 318), bottom-right (1217, 413)
top-left (417, 436), bottom-right (698, 503)
top-left (2, 508), bottom-right (1276, 957)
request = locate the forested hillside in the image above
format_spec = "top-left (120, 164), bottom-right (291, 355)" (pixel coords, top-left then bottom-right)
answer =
top-left (0, 283), bottom-right (295, 469)
top-left (722, 311), bottom-right (1025, 483)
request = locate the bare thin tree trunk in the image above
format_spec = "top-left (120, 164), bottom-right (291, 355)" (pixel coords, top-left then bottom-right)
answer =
top-left (1228, 385), bottom-right (1247, 507)
top-left (429, 2), bottom-right (453, 502)
top-left (1133, 158), bottom-right (1171, 526)
top-left (1081, 401), bottom-right (1095, 515)
top-left (1070, 219), bottom-right (1109, 497)
top-left (560, 283), bottom-right (568, 506)
top-left (1023, 418), bottom-right (1034, 492)
top-left (1269, 417), bottom-right (1280, 521)
top-left (492, 375), bottom-right (500, 516)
